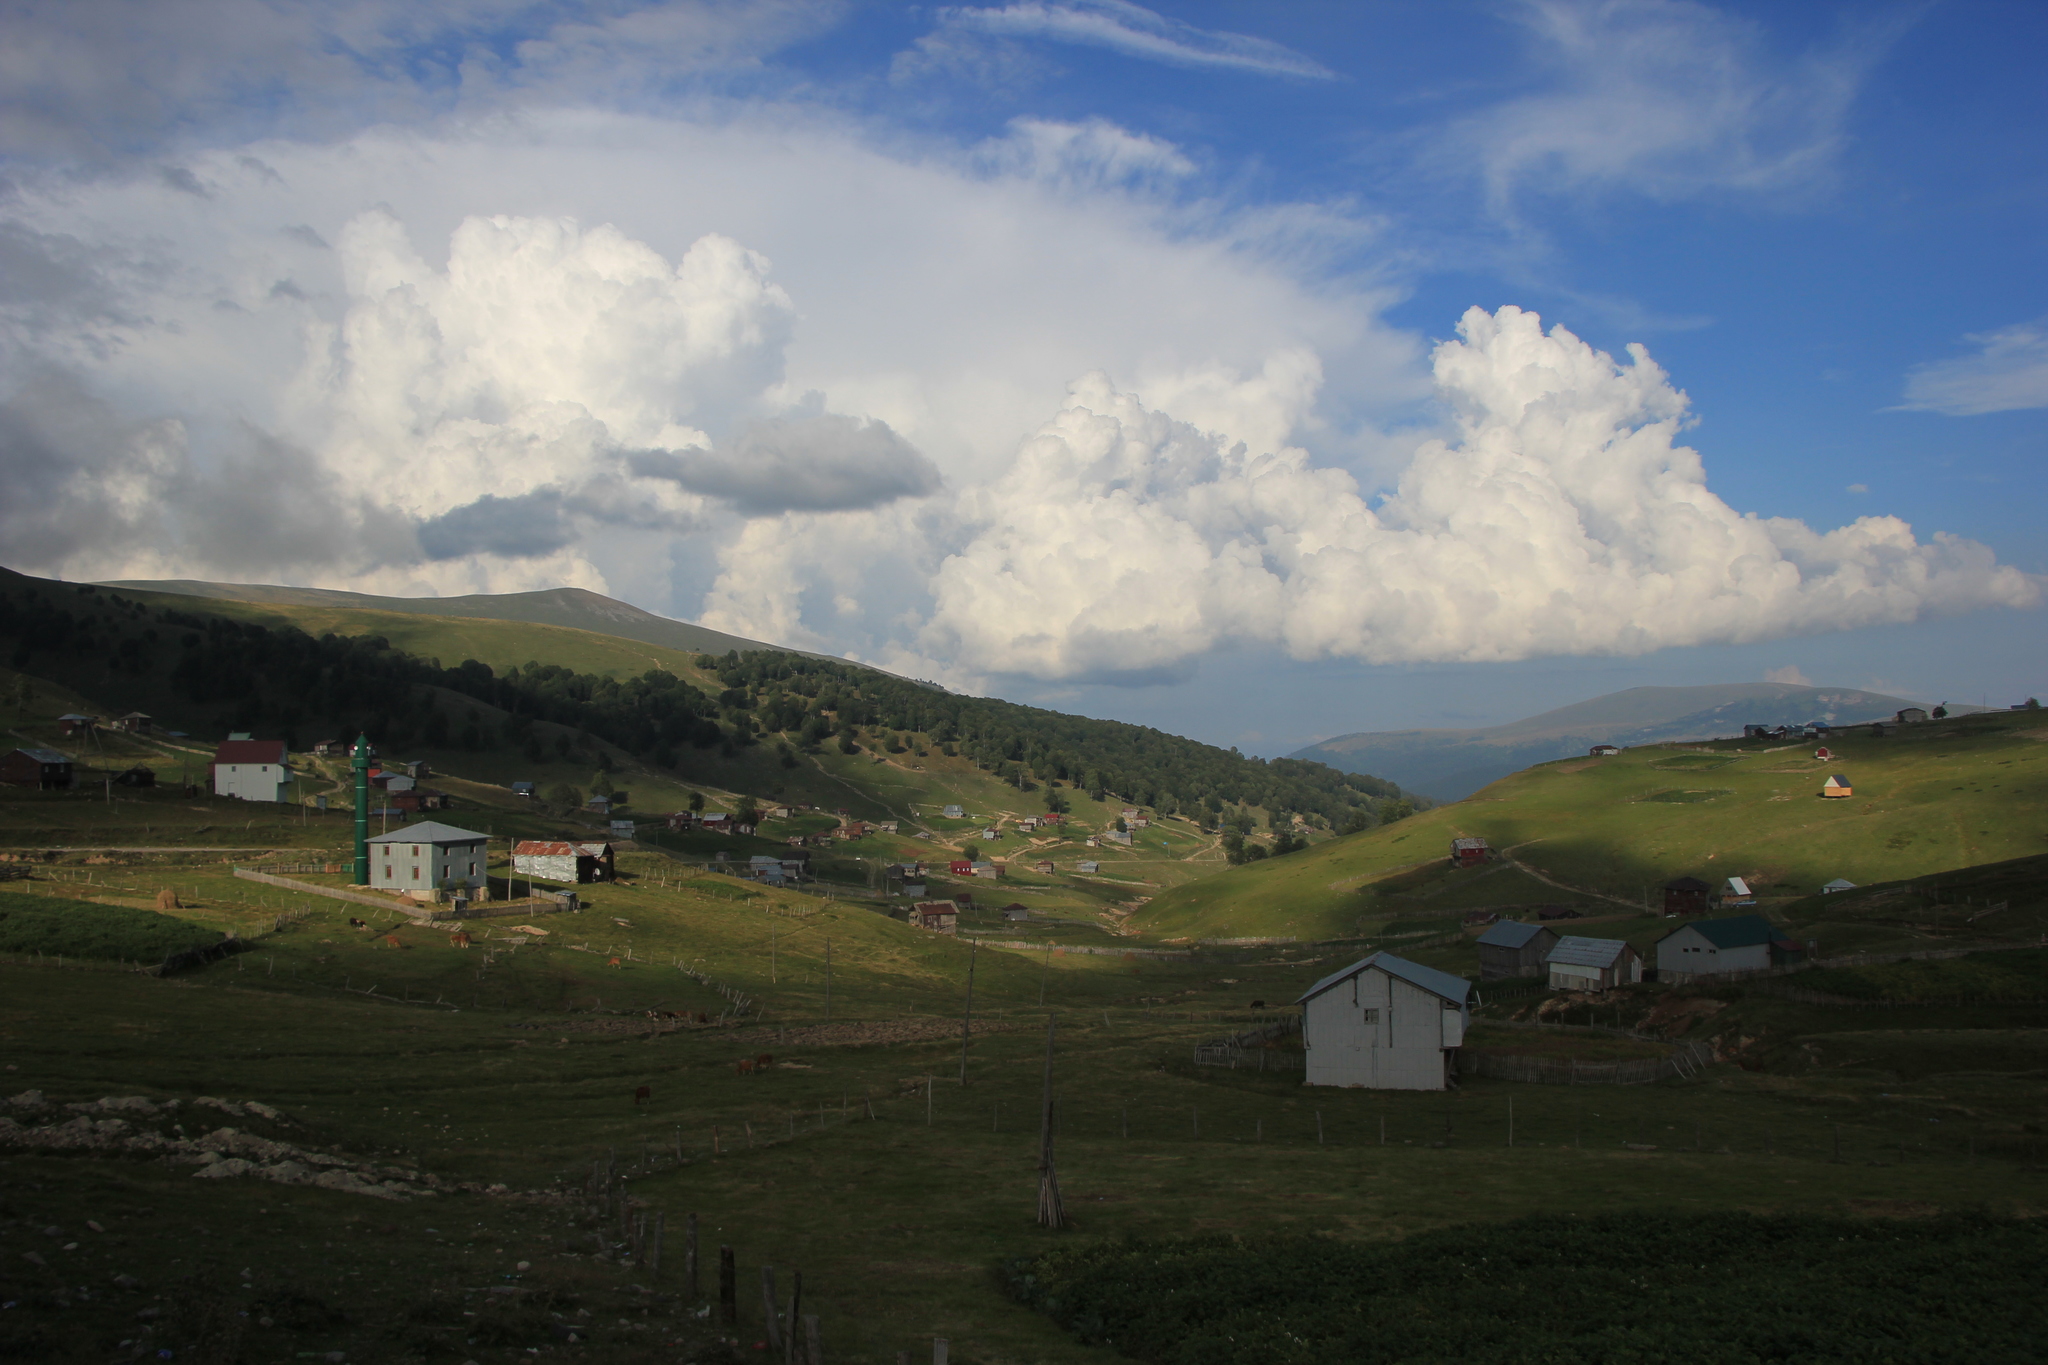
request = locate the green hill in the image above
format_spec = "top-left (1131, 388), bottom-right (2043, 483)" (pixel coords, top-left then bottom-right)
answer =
top-left (1293, 682), bottom-right (1935, 800)
top-left (1137, 708), bottom-right (2048, 944)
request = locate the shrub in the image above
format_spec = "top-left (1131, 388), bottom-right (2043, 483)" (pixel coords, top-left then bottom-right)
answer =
top-left (0, 894), bottom-right (224, 962)
top-left (1005, 1213), bottom-right (2048, 1365)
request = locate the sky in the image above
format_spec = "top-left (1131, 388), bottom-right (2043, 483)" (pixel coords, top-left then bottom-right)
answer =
top-left (1, 0), bottom-right (2043, 753)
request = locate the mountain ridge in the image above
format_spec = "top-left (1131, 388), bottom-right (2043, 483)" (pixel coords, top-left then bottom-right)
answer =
top-left (96, 578), bottom-right (818, 664)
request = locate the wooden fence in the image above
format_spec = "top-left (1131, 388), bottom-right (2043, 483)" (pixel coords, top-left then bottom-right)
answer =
top-left (1458, 1038), bottom-right (1713, 1086)
top-left (1193, 1017), bottom-right (1305, 1071)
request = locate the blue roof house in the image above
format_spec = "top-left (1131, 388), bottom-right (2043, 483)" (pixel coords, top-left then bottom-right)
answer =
top-left (1296, 952), bottom-right (1473, 1091)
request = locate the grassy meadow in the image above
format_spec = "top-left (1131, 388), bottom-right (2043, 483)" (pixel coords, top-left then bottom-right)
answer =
top-left (7, 825), bottom-right (2048, 1362)
top-left (1133, 708), bottom-right (2048, 945)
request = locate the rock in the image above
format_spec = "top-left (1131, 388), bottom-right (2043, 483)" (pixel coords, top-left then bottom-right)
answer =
top-left (243, 1100), bottom-right (285, 1122)
top-left (194, 1157), bottom-right (256, 1179)
top-left (23, 1251), bottom-right (46, 1266)
top-left (113, 1274), bottom-right (142, 1290)
top-left (6, 1089), bottom-right (45, 1109)
top-left (87, 1220), bottom-right (105, 1233)
top-left (515, 1260), bottom-right (531, 1272)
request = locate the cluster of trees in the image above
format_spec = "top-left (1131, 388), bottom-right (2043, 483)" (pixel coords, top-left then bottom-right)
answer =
top-left (698, 652), bottom-right (1416, 829)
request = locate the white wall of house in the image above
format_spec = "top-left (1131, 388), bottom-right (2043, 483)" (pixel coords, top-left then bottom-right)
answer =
top-left (214, 762), bottom-right (290, 803)
top-left (372, 838), bottom-right (487, 893)
top-left (1303, 968), bottom-right (1466, 1091)
top-left (512, 852), bottom-right (579, 881)
top-left (1656, 926), bottom-right (1770, 978)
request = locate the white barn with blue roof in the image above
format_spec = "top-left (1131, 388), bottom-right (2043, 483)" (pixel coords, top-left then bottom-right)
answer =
top-left (1296, 951), bottom-right (1473, 1091)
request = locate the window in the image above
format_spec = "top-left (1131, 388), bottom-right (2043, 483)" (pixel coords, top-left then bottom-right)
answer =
top-left (383, 865), bottom-right (392, 879)
top-left (411, 866), bottom-right (420, 880)
top-left (1361, 1008), bottom-right (1381, 1024)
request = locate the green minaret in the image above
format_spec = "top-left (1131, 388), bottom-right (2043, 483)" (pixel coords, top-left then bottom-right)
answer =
top-left (351, 732), bottom-right (372, 886)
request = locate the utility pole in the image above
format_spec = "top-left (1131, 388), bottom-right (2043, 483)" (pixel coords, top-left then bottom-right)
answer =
top-left (1036, 1013), bottom-right (1065, 1229)
top-left (824, 938), bottom-right (832, 1022)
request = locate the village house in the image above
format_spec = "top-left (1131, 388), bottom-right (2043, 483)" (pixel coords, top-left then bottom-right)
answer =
top-left (908, 900), bottom-right (960, 934)
top-left (1662, 876), bottom-right (1713, 915)
top-left (1297, 951), bottom-right (1472, 1092)
top-left (510, 781), bottom-right (536, 799)
top-left (1589, 744), bottom-right (1620, 757)
top-left (368, 821), bottom-right (491, 897)
top-left (1544, 936), bottom-right (1643, 991)
top-left (1896, 707), bottom-right (1928, 723)
top-left (114, 712), bottom-right (153, 734)
top-left (211, 737), bottom-right (291, 803)
top-left (980, 827), bottom-right (1000, 840)
top-left (942, 804), bottom-right (965, 819)
top-left (55, 713), bottom-right (97, 737)
top-left (1814, 746), bottom-right (1832, 761)
top-left (1103, 830), bottom-right (1133, 846)
top-left (0, 747), bottom-right (73, 789)
top-left (511, 839), bottom-right (616, 884)
top-left (877, 820), bottom-right (899, 834)
top-left (1034, 859), bottom-right (1056, 874)
top-left (312, 739), bottom-right (347, 757)
top-left (948, 859), bottom-right (974, 876)
top-left (113, 765), bottom-right (155, 788)
top-left (1474, 921), bottom-right (1558, 980)
top-left (1721, 876), bottom-right (1756, 908)
top-left (1003, 903), bottom-right (1030, 921)
top-left (1017, 817), bottom-right (1039, 832)
top-left (1821, 774), bottom-right (1852, 798)
top-left (1040, 812), bottom-right (1063, 824)
top-left (972, 861), bottom-right (999, 880)
top-left (1076, 860), bottom-right (1100, 874)
top-left (835, 821), bottom-right (869, 840)
top-left (1822, 878), bottom-right (1857, 894)
top-left (1655, 913), bottom-right (1807, 983)
top-left (1449, 836), bottom-right (1489, 868)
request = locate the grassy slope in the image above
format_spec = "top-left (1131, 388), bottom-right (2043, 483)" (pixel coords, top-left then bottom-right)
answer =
top-left (5, 850), bottom-right (2048, 1362)
top-left (1133, 709), bottom-right (2048, 946)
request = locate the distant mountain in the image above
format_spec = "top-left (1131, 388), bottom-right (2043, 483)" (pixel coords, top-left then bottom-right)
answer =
top-left (98, 579), bottom-right (805, 662)
top-left (1291, 683), bottom-right (1937, 801)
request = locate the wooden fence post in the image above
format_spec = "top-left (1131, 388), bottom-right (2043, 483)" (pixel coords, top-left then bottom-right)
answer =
top-left (686, 1213), bottom-right (699, 1298)
top-left (719, 1245), bottom-right (737, 1326)
top-left (762, 1267), bottom-right (784, 1354)
top-left (784, 1271), bottom-right (804, 1365)
top-left (934, 1338), bottom-right (950, 1365)
top-left (804, 1314), bottom-right (822, 1365)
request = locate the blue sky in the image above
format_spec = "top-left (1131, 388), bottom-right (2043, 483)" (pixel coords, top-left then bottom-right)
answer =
top-left (0, 0), bottom-right (2041, 751)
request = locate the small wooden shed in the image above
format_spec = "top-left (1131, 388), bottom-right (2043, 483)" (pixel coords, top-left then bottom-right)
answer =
top-left (0, 747), bottom-right (73, 789)
top-left (1297, 951), bottom-right (1472, 1092)
top-left (1474, 920), bottom-right (1558, 980)
top-left (1449, 836), bottom-right (1489, 868)
top-left (908, 901), bottom-right (960, 935)
top-left (1663, 876), bottom-right (1712, 915)
top-left (1821, 774), bottom-right (1852, 798)
top-left (1544, 936), bottom-right (1643, 991)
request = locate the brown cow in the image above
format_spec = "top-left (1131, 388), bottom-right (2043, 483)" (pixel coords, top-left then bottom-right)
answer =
top-left (382, 934), bottom-right (408, 949)
top-left (348, 918), bottom-right (368, 929)
top-left (736, 1058), bottom-right (755, 1076)
top-left (633, 1085), bottom-right (651, 1105)
top-left (450, 932), bottom-right (472, 949)
top-left (607, 956), bottom-right (623, 969)
top-left (756, 1053), bottom-right (773, 1069)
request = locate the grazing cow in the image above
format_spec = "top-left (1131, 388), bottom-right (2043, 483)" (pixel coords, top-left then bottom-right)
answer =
top-left (607, 956), bottom-right (623, 969)
top-left (1249, 999), bottom-right (1266, 1009)
top-left (633, 1085), bottom-right (651, 1106)
top-left (756, 1053), bottom-right (773, 1069)
top-left (348, 918), bottom-right (368, 929)
top-left (382, 934), bottom-right (407, 949)
top-left (736, 1058), bottom-right (755, 1076)
top-left (450, 932), bottom-right (472, 949)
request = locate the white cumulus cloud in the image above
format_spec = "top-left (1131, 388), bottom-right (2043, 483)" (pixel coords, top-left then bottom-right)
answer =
top-left (907, 1), bottom-right (1334, 81)
top-left (708, 305), bottom-right (2036, 683)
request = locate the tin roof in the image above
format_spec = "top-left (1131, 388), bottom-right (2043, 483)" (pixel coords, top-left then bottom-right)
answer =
top-left (1823, 774), bottom-right (1851, 786)
top-left (13, 747), bottom-right (69, 764)
top-left (212, 738), bottom-right (287, 765)
top-left (514, 841), bottom-right (577, 856)
top-left (367, 821), bottom-right (489, 846)
top-left (1545, 936), bottom-right (1637, 968)
top-left (1823, 878), bottom-right (1857, 892)
top-left (1475, 920), bottom-right (1551, 949)
top-left (1297, 951), bottom-right (1472, 1008)
top-left (1658, 913), bottom-right (1778, 950)
top-left (1726, 877), bottom-right (1752, 896)
top-left (1450, 837), bottom-right (1489, 850)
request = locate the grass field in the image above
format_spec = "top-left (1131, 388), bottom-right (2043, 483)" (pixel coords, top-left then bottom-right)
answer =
top-left (1132, 709), bottom-right (2048, 947)
top-left (7, 823), bottom-right (2048, 1362)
